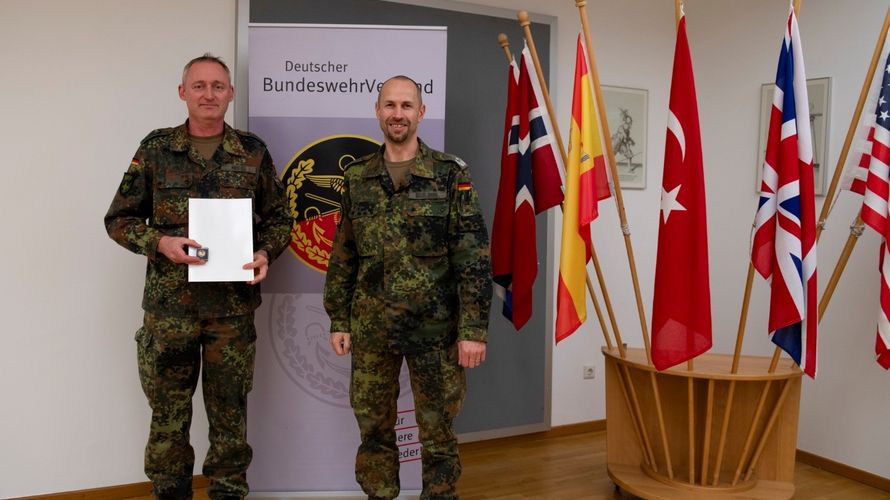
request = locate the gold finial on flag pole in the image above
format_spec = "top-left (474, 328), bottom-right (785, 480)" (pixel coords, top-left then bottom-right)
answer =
top-left (497, 33), bottom-right (512, 64)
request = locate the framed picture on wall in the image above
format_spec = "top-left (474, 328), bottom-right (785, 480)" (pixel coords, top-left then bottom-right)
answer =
top-left (602, 85), bottom-right (648, 189)
top-left (756, 76), bottom-right (831, 195)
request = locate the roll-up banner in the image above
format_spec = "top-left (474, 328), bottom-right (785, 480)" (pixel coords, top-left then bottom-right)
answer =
top-left (247, 24), bottom-right (447, 494)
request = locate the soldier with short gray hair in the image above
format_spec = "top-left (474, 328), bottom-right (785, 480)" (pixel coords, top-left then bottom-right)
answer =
top-left (105, 53), bottom-right (291, 500)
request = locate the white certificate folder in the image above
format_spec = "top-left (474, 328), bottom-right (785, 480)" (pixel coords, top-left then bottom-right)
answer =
top-left (188, 198), bottom-right (254, 282)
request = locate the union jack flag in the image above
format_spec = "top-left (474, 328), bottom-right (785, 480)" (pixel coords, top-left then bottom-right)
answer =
top-left (751, 7), bottom-right (818, 378)
top-left (859, 50), bottom-right (890, 369)
top-left (491, 46), bottom-right (564, 329)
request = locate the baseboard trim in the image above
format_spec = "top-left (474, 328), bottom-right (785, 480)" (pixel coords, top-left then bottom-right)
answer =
top-left (545, 419), bottom-right (607, 437)
top-left (458, 419), bottom-right (607, 452)
top-left (796, 449), bottom-right (890, 492)
top-left (16, 476), bottom-right (209, 500)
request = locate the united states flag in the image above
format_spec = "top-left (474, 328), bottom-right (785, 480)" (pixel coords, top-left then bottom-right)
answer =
top-left (491, 46), bottom-right (564, 330)
top-left (858, 50), bottom-right (890, 370)
top-left (840, 34), bottom-right (890, 196)
top-left (751, 7), bottom-right (818, 378)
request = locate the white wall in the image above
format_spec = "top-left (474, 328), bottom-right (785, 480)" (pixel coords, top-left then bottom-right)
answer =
top-left (0, 1), bottom-right (235, 496)
top-left (1, 0), bottom-right (888, 497)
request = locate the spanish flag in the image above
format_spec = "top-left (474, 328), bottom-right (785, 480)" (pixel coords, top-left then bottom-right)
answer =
top-left (556, 35), bottom-right (610, 343)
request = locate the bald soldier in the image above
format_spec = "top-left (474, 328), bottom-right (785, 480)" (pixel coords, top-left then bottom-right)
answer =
top-left (324, 75), bottom-right (492, 500)
top-left (105, 54), bottom-right (291, 499)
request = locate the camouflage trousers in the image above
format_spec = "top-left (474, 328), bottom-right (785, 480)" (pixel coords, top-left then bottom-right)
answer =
top-left (136, 312), bottom-right (256, 500)
top-left (350, 344), bottom-right (466, 500)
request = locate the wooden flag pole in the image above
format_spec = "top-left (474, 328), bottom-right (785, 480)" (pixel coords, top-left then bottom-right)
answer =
top-left (819, 220), bottom-right (865, 320)
top-left (504, 25), bottom-right (658, 466)
top-left (616, 365), bottom-right (657, 468)
top-left (814, 6), bottom-right (890, 320)
top-left (573, 0), bottom-right (653, 363)
top-left (674, 0), bottom-right (696, 482)
top-left (497, 33), bottom-right (512, 62)
top-left (512, 19), bottom-right (623, 355)
top-left (743, 379), bottom-right (794, 482)
top-left (718, 0), bottom-right (811, 483)
top-left (700, 379), bottom-right (715, 485)
top-left (574, 0), bottom-right (673, 479)
top-left (494, 41), bottom-right (648, 468)
top-left (502, 27), bottom-right (658, 469)
top-left (712, 261), bottom-right (756, 483)
top-left (730, 348), bottom-right (783, 485)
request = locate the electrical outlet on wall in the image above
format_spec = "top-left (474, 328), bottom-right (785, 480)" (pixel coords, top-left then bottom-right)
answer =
top-left (583, 364), bottom-right (596, 379)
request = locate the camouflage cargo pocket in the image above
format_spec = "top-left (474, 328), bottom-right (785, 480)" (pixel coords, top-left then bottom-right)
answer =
top-left (218, 167), bottom-right (257, 199)
top-left (351, 201), bottom-right (381, 257)
top-left (135, 325), bottom-right (156, 400)
top-left (406, 199), bottom-right (448, 257)
top-left (153, 171), bottom-right (192, 227)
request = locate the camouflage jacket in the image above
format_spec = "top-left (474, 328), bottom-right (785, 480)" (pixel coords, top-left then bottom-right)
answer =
top-left (105, 122), bottom-right (292, 318)
top-left (323, 140), bottom-right (492, 352)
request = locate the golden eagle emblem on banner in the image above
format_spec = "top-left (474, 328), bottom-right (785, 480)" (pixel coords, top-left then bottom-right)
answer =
top-left (282, 134), bottom-right (379, 273)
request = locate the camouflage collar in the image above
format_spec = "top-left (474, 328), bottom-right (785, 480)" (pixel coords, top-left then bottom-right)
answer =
top-left (363, 139), bottom-right (435, 179)
top-left (169, 121), bottom-right (248, 157)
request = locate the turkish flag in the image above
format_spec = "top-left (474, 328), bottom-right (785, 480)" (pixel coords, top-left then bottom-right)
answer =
top-left (651, 15), bottom-right (712, 370)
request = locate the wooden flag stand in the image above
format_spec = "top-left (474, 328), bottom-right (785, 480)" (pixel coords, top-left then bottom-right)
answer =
top-left (603, 348), bottom-right (801, 499)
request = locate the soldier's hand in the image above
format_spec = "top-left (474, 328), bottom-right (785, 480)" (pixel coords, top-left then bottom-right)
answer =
top-left (157, 236), bottom-right (205, 265)
top-left (244, 249), bottom-right (270, 285)
top-left (331, 332), bottom-right (352, 355)
top-left (458, 340), bottom-right (486, 368)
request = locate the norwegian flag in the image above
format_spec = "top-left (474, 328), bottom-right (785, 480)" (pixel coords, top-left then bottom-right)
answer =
top-left (858, 50), bottom-right (890, 369)
top-left (491, 46), bottom-right (565, 330)
top-left (751, 7), bottom-right (818, 378)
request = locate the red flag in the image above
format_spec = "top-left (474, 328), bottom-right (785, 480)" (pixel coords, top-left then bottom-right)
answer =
top-left (651, 15), bottom-right (712, 370)
top-left (492, 48), bottom-right (564, 330)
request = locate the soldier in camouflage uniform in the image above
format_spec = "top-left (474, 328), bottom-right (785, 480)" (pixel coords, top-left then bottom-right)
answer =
top-left (324, 76), bottom-right (492, 500)
top-left (104, 54), bottom-right (291, 500)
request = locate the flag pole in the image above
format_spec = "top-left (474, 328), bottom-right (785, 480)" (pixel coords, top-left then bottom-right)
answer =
top-left (574, 0), bottom-right (673, 479)
top-left (718, 0), bottom-right (810, 483)
top-left (674, 0), bottom-right (697, 483)
top-left (508, 20), bottom-right (659, 471)
top-left (730, 348), bottom-right (782, 485)
top-left (497, 33), bottom-right (512, 63)
top-left (816, 6), bottom-right (890, 237)
top-left (573, 0), bottom-right (653, 364)
top-left (516, 12), bottom-right (624, 356)
top-left (814, 5), bottom-right (890, 323)
top-left (818, 220), bottom-right (865, 320)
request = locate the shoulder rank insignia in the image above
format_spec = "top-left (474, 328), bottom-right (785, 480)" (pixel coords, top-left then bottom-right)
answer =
top-left (120, 172), bottom-right (135, 195)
